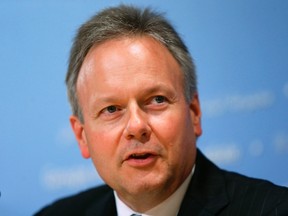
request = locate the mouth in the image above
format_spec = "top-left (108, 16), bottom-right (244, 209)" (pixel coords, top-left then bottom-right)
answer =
top-left (129, 153), bottom-right (153, 160)
top-left (124, 151), bottom-right (158, 167)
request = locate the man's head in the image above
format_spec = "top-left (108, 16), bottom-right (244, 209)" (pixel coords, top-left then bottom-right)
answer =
top-left (67, 5), bottom-right (202, 212)
top-left (66, 5), bottom-right (197, 123)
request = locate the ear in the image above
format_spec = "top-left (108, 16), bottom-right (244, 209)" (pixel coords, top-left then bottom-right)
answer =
top-left (70, 115), bottom-right (90, 159)
top-left (189, 93), bottom-right (202, 137)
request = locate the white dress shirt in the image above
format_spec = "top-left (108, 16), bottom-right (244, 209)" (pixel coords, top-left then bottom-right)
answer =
top-left (114, 166), bottom-right (195, 216)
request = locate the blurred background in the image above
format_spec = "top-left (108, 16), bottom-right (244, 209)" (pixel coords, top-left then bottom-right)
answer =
top-left (1, 0), bottom-right (287, 215)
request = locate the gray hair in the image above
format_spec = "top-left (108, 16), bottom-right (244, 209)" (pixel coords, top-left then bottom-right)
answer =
top-left (66, 4), bottom-right (197, 122)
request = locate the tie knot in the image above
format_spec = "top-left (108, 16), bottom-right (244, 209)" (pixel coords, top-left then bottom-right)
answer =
top-left (131, 214), bottom-right (141, 216)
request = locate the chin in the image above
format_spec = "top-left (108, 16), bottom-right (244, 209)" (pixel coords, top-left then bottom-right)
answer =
top-left (124, 173), bottom-right (170, 195)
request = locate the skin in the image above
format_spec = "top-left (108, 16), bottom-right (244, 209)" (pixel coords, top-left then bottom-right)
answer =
top-left (70, 36), bottom-right (202, 212)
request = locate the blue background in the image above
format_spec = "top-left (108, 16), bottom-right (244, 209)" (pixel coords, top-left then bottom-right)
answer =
top-left (1, 1), bottom-right (287, 215)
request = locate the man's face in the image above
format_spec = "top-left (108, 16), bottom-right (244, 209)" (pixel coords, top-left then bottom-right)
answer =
top-left (71, 36), bottom-right (202, 204)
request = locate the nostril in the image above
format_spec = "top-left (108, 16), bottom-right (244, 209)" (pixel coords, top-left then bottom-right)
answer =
top-left (127, 134), bottom-right (134, 140)
top-left (124, 124), bottom-right (151, 141)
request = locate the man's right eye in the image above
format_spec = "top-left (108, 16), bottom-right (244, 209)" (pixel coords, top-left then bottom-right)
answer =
top-left (104, 105), bottom-right (118, 113)
top-left (97, 105), bottom-right (122, 120)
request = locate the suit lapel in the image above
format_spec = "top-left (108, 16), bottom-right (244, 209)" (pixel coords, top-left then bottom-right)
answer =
top-left (178, 149), bottom-right (229, 215)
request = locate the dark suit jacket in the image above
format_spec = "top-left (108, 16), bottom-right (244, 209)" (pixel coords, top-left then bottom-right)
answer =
top-left (35, 150), bottom-right (288, 215)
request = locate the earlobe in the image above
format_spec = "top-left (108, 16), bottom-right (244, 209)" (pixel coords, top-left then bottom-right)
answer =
top-left (70, 115), bottom-right (91, 159)
top-left (189, 94), bottom-right (202, 137)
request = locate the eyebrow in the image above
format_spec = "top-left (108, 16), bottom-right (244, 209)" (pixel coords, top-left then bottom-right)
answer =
top-left (140, 84), bottom-right (175, 96)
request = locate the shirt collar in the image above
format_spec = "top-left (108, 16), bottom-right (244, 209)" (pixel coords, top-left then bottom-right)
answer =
top-left (114, 165), bottom-right (195, 216)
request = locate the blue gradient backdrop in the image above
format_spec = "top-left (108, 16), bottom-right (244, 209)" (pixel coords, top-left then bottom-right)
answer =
top-left (1, 1), bottom-right (287, 215)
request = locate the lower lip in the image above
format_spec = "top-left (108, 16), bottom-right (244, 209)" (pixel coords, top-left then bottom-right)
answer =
top-left (125, 155), bottom-right (158, 168)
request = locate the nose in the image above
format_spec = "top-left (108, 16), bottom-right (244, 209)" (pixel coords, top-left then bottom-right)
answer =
top-left (124, 104), bottom-right (151, 142)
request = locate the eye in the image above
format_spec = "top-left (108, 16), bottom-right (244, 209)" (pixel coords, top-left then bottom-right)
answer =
top-left (97, 105), bottom-right (123, 120)
top-left (152, 95), bottom-right (167, 104)
top-left (106, 105), bottom-right (118, 113)
top-left (101, 105), bottom-right (121, 115)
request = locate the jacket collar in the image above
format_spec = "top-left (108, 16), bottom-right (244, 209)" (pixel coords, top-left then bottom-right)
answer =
top-left (178, 149), bottom-right (229, 215)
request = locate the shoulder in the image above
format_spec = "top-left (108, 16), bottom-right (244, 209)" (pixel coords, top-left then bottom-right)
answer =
top-left (223, 170), bottom-right (288, 208)
top-left (34, 185), bottom-right (113, 216)
top-left (194, 150), bottom-right (288, 215)
top-left (197, 149), bottom-right (288, 200)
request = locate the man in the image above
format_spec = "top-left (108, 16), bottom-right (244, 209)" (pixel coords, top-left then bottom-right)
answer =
top-left (35, 5), bottom-right (288, 216)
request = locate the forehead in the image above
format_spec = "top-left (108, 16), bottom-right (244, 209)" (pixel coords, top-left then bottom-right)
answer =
top-left (76, 36), bottom-right (184, 96)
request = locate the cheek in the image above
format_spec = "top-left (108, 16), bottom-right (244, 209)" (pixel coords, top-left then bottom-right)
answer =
top-left (150, 111), bottom-right (188, 145)
top-left (87, 121), bottom-right (122, 150)
top-left (156, 106), bottom-right (190, 131)
top-left (87, 132), bottom-right (119, 182)
top-left (150, 109), bottom-right (195, 157)
top-left (86, 127), bottom-right (119, 166)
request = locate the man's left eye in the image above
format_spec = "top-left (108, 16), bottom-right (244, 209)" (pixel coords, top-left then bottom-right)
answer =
top-left (153, 96), bottom-right (166, 103)
top-left (106, 105), bottom-right (118, 113)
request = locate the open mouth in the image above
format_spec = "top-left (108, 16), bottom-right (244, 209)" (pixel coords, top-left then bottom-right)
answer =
top-left (124, 151), bottom-right (158, 167)
top-left (129, 153), bottom-right (152, 160)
